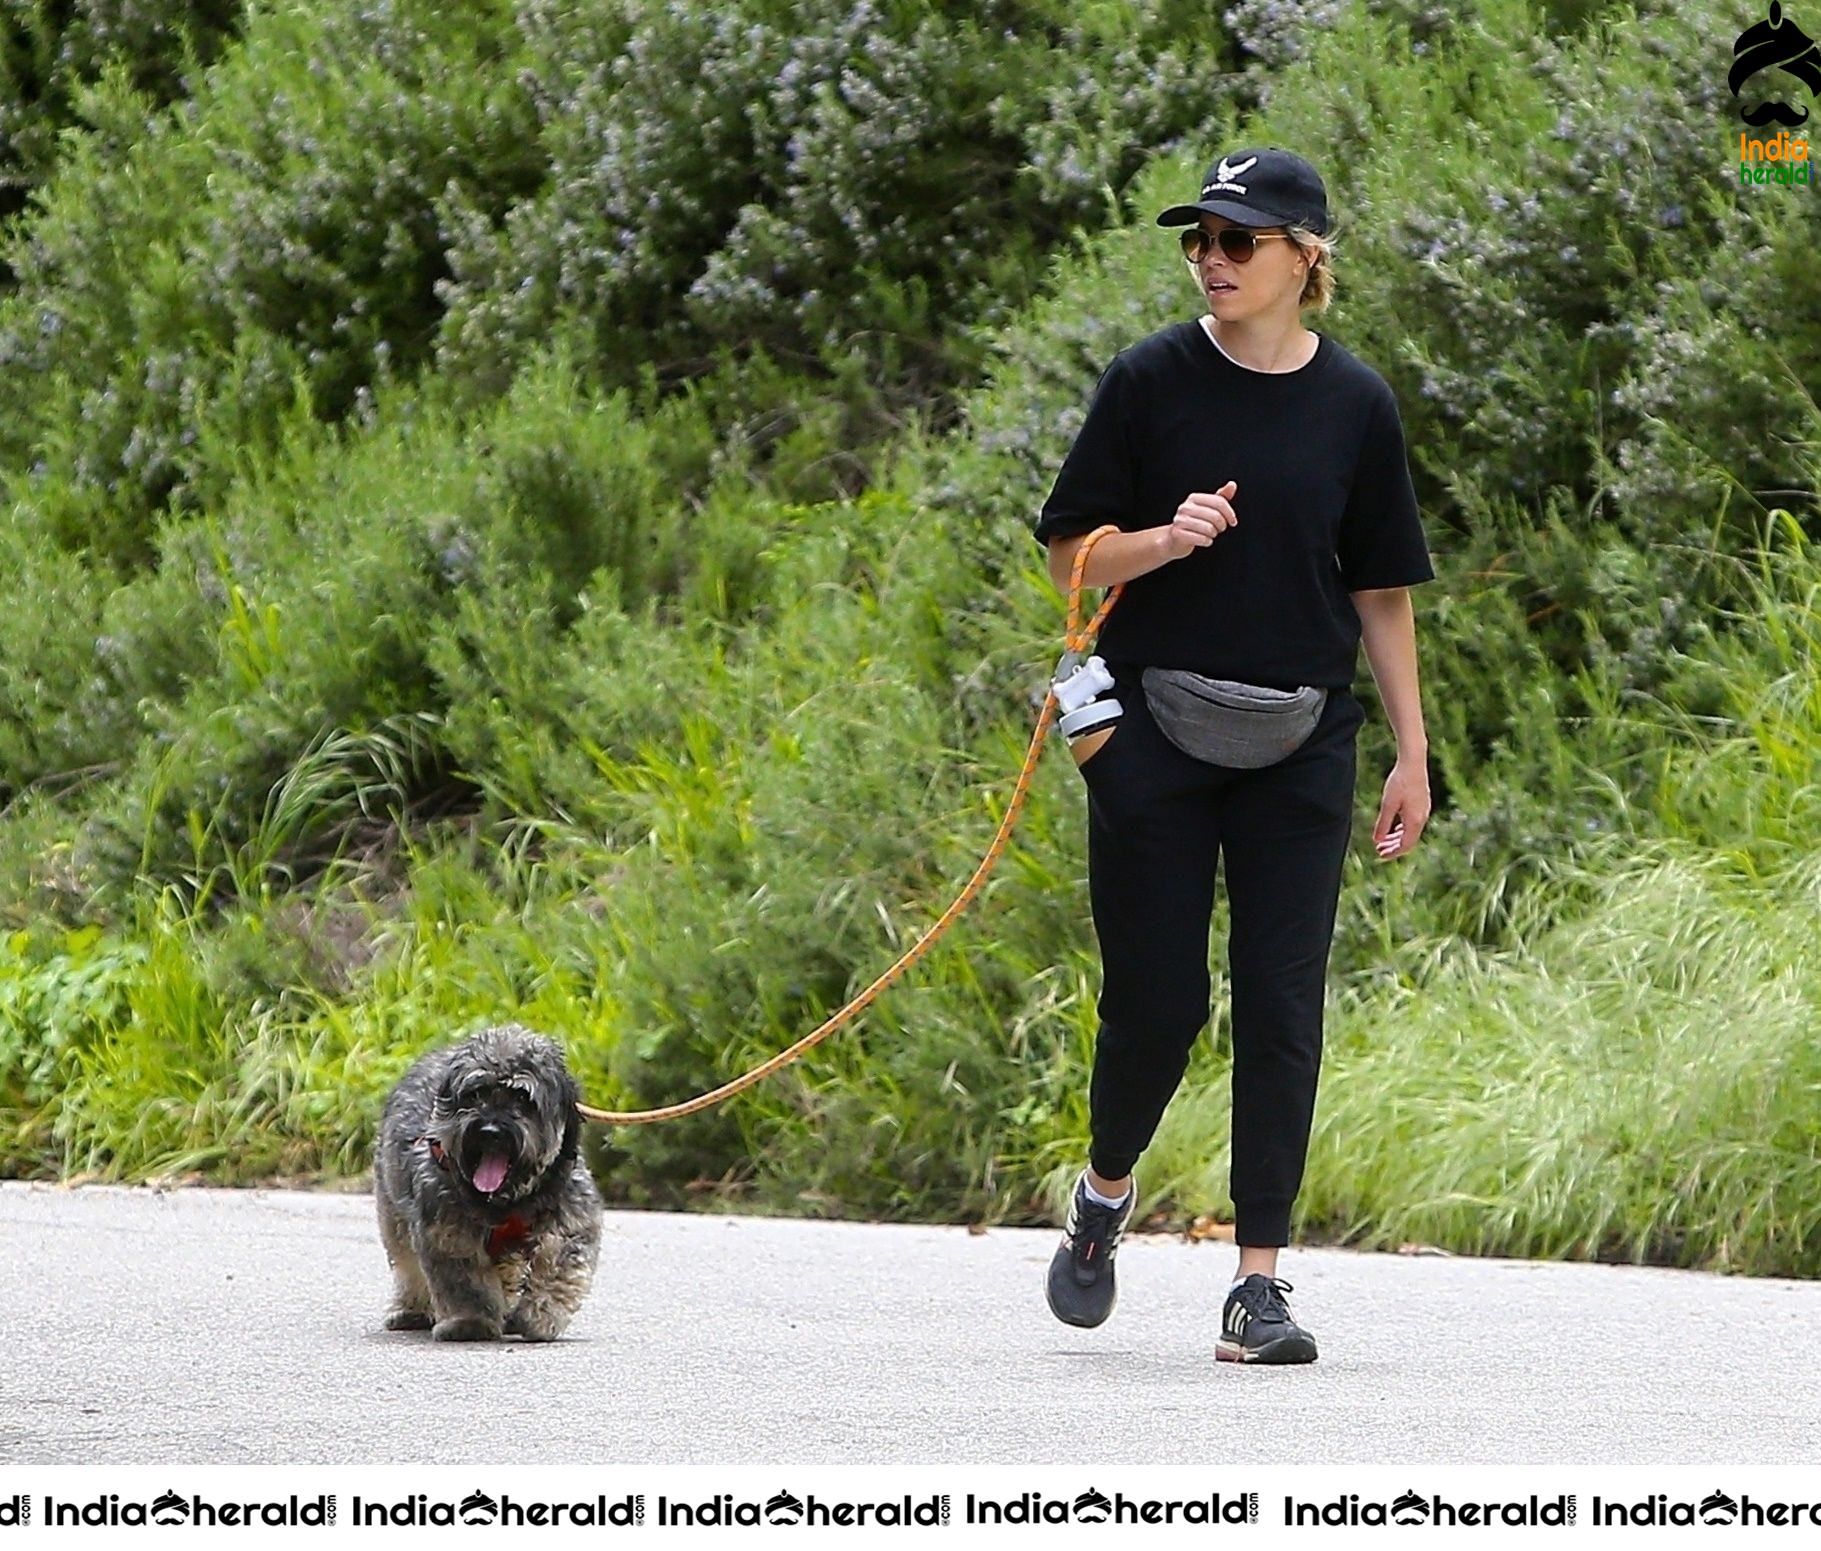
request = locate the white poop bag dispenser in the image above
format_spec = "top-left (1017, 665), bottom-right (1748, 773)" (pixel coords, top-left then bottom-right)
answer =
top-left (1051, 646), bottom-right (1123, 749)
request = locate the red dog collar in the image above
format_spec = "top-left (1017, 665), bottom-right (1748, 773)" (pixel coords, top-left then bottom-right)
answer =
top-left (486, 1214), bottom-right (531, 1260)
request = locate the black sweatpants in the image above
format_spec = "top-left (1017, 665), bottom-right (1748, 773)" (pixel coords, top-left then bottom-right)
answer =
top-left (1077, 663), bottom-right (1365, 1247)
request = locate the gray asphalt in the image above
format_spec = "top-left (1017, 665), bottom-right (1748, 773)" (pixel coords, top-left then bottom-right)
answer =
top-left (4, 1181), bottom-right (1817, 1466)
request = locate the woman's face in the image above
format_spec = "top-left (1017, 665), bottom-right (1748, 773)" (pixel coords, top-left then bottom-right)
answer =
top-left (1193, 215), bottom-right (1310, 324)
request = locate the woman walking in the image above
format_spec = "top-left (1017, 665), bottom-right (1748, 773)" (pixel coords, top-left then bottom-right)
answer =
top-left (1032, 147), bottom-right (1435, 1364)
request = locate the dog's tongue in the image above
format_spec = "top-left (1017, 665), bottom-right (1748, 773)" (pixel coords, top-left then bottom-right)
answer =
top-left (473, 1152), bottom-right (509, 1194)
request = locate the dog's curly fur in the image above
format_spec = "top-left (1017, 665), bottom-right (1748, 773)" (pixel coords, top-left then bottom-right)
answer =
top-left (375, 1023), bottom-right (602, 1342)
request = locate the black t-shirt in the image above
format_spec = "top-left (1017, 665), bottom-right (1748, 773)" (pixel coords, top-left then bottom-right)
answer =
top-left (1032, 318), bottom-right (1435, 689)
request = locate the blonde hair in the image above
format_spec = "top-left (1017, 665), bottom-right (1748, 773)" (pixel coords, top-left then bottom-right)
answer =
top-left (1288, 221), bottom-right (1338, 313)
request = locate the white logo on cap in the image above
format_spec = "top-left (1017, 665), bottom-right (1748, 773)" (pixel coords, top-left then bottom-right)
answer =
top-left (1202, 154), bottom-right (1259, 198)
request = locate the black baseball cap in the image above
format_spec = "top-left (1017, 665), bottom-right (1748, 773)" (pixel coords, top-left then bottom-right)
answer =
top-left (1155, 147), bottom-right (1330, 235)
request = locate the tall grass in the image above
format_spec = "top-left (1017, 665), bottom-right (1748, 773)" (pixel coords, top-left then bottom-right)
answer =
top-left (5, 511), bottom-right (1821, 1273)
top-left (1136, 511), bottom-right (1821, 1273)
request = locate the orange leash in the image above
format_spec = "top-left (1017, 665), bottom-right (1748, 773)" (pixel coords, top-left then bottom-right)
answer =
top-left (575, 525), bottom-right (1127, 1126)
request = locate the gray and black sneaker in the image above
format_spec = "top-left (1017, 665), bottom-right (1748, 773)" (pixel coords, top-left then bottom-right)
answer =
top-left (1045, 1172), bottom-right (1138, 1328)
top-left (1216, 1274), bottom-right (1319, 1364)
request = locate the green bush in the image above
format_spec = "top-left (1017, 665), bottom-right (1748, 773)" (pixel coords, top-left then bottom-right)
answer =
top-left (0, 0), bottom-right (244, 253)
top-left (430, 0), bottom-right (1248, 419)
top-left (43, 350), bottom-right (726, 906)
top-left (0, 0), bottom-right (541, 569)
top-left (2, 0), bottom-right (1300, 576)
top-left (943, 0), bottom-right (1819, 947)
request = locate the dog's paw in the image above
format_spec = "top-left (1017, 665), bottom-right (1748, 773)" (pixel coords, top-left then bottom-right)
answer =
top-left (506, 1306), bottom-right (571, 1342)
top-left (432, 1314), bottom-right (503, 1342)
top-left (384, 1308), bottom-right (434, 1331)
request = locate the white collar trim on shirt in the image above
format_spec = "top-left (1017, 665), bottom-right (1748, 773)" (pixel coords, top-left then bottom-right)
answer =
top-left (1198, 314), bottom-right (1318, 374)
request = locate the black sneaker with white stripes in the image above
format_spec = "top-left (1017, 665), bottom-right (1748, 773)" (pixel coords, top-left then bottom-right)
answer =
top-left (1045, 1171), bottom-right (1138, 1328)
top-left (1216, 1274), bottom-right (1319, 1364)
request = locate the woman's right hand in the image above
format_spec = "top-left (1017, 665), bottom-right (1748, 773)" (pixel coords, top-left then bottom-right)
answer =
top-left (1159, 479), bottom-right (1238, 561)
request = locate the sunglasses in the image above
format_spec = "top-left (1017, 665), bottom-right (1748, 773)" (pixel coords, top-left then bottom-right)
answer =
top-left (1179, 226), bottom-right (1297, 264)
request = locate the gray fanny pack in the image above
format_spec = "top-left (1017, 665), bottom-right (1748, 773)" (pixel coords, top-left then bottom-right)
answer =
top-left (1141, 669), bottom-right (1328, 769)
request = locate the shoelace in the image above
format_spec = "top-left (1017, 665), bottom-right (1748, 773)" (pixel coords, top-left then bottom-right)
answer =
top-left (1068, 1190), bottom-right (1127, 1269)
top-left (1233, 1275), bottom-right (1296, 1324)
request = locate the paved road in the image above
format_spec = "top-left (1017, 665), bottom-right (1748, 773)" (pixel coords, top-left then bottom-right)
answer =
top-left (4, 1181), bottom-right (1817, 1466)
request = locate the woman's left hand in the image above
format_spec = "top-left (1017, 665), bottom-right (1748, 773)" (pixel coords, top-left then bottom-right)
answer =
top-left (1373, 756), bottom-right (1431, 859)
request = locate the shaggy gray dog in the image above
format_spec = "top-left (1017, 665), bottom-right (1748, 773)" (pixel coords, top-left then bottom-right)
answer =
top-left (375, 1023), bottom-right (602, 1341)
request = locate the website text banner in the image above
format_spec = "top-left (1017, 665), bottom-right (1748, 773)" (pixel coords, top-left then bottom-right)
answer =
top-left (5, 1464), bottom-right (1821, 1544)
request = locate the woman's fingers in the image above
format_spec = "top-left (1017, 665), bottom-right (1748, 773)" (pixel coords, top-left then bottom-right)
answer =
top-left (1180, 483), bottom-right (1238, 534)
top-left (1374, 789), bottom-right (1404, 855)
top-left (1193, 486), bottom-right (1238, 524)
top-left (1376, 786), bottom-right (1434, 859)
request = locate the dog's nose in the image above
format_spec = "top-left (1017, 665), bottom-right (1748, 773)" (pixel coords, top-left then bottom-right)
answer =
top-left (476, 1120), bottom-right (510, 1146)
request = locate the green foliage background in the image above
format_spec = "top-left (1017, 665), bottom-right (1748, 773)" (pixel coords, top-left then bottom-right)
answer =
top-left (2, 0), bottom-right (1817, 1274)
